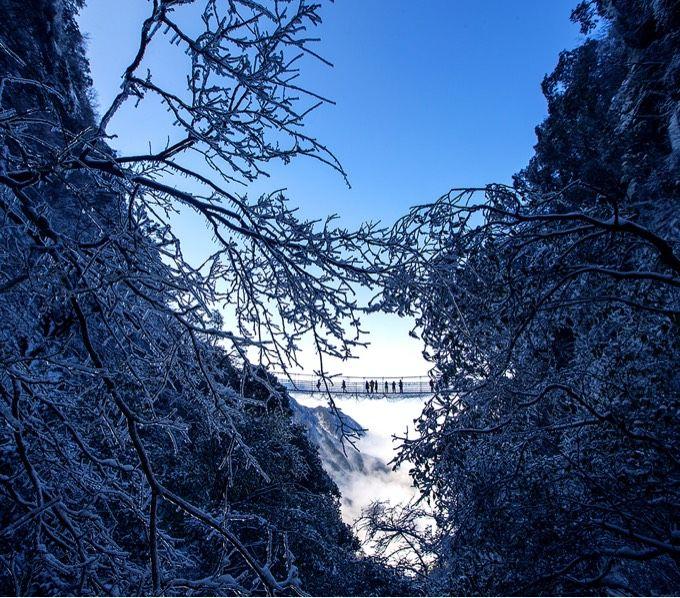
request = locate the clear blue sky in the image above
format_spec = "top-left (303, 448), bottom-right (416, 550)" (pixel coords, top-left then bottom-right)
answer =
top-left (79, 0), bottom-right (582, 377)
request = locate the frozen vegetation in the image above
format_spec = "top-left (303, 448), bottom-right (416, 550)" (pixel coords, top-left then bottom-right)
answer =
top-left (0, 0), bottom-right (678, 595)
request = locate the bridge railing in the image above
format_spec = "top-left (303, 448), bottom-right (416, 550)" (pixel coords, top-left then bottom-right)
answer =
top-left (271, 372), bottom-right (433, 396)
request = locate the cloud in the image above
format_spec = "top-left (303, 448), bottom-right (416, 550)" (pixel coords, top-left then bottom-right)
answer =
top-left (293, 393), bottom-right (426, 523)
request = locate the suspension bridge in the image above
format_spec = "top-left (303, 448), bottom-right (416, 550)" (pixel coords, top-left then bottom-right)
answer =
top-left (272, 372), bottom-right (433, 397)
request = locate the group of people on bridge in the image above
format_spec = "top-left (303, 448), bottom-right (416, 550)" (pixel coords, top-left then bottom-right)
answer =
top-left (354, 379), bottom-right (404, 394)
top-left (312, 377), bottom-right (437, 395)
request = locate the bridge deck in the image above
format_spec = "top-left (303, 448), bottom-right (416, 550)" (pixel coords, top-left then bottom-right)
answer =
top-left (272, 373), bottom-right (433, 397)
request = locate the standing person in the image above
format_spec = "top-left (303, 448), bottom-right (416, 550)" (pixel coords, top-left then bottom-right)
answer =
top-left (429, 378), bottom-right (435, 393)
top-left (399, 379), bottom-right (403, 394)
top-left (384, 381), bottom-right (389, 394)
top-left (392, 380), bottom-right (396, 393)
top-left (365, 380), bottom-right (370, 394)
top-left (316, 379), bottom-right (321, 392)
top-left (342, 380), bottom-right (346, 393)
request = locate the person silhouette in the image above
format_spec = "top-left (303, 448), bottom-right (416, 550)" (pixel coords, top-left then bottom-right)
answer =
top-left (384, 381), bottom-right (389, 393)
top-left (342, 380), bottom-right (346, 393)
top-left (429, 379), bottom-right (435, 392)
top-left (316, 379), bottom-right (321, 392)
top-left (365, 380), bottom-right (370, 394)
top-left (392, 380), bottom-right (396, 393)
top-left (399, 379), bottom-right (403, 394)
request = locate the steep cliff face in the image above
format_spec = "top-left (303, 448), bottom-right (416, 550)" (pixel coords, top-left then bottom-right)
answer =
top-left (291, 398), bottom-right (390, 484)
top-left (0, 0), bottom-right (94, 131)
top-left (518, 0), bottom-right (680, 237)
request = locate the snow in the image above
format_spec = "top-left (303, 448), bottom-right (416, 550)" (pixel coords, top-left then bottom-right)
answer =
top-left (291, 393), bottom-right (427, 523)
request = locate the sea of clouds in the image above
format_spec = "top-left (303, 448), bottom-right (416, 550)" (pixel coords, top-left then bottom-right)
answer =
top-left (292, 393), bottom-right (427, 523)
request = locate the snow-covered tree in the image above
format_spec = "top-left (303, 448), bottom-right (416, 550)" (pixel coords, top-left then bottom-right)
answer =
top-left (378, 1), bottom-right (680, 594)
top-left (0, 1), bottom-right (406, 594)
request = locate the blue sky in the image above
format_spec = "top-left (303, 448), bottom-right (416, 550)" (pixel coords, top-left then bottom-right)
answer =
top-left (78, 0), bottom-right (582, 377)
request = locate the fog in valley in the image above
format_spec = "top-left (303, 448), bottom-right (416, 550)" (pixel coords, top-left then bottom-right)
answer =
top-left (292, 394), bottom-right (426, 523)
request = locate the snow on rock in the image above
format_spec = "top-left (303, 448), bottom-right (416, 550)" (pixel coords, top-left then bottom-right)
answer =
top-left (290, 394), bottom-right (422, 523)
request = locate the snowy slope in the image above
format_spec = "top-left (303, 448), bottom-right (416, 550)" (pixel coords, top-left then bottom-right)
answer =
top-left (290, 398), bottom-right (390, 484)
top-left (290, 394), bottom-right (422, 522)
